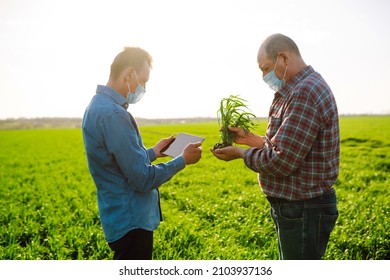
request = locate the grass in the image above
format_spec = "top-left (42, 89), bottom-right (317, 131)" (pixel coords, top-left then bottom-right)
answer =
top-left (0, 116), bottom-right (389, 259)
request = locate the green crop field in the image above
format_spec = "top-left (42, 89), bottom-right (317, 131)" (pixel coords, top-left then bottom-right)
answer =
top-left (0, 116), bottom-right (389, 260)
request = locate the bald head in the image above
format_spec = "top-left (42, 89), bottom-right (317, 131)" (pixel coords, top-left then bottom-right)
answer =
top-left (258, 33), bottom-right (301, 62)
top-left (257, 34), bottom-right (307, 83)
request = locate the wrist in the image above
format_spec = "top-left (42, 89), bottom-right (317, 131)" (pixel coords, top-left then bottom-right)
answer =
top-left (238, 147), bottom-right (249, 158)
top-left (262, 136), bottom-right (266, 148)
top-left (153, 147), bottom-right (160, 158)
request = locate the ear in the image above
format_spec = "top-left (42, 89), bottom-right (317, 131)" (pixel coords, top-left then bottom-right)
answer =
top-left (121, 67), bottom-right (133, 82)
top-left (278, 52), bottom-right (289, 66)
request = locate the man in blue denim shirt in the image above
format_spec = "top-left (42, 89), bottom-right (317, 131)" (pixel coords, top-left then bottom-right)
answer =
top-left (82, 47), bottom-right (202, 259)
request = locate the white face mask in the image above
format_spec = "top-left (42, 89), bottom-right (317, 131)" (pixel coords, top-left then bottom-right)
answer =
top-left (127, 72), bottom-right (146, 104)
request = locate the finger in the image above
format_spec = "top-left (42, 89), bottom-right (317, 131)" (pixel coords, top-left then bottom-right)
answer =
top-left (165, 136), bottom-right (175, 144)
top-left (211, 148), bottom-right (224, 154)
top-left (228, 127), bottom-right (241, 132)
top-left (209, 148), bottom-right (219, 157)
top-left (190, 141), bottom-right (203, 148)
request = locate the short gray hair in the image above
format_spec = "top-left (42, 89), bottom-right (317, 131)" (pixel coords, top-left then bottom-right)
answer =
top-left (261, 34), bottom-right (301, 61)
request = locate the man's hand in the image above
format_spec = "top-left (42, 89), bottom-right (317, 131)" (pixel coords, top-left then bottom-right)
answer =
top-left (181, 142), bottom-right (203, 165)
top-left (210, 146), bottom-right (248, 161)
top-left (228, 127), bottom-right (263, 147)
top-left (153, 135), bottom-right (175, 158)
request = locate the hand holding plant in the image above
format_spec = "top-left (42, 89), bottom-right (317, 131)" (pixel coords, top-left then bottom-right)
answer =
top-left (213, 95), bottom-right (257, 150)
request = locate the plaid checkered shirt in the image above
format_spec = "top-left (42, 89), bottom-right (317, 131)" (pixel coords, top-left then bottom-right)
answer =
top-left (244, 66), bottom-right (340, 200)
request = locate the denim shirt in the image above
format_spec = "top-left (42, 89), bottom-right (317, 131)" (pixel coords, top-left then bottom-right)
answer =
top-left (82, 85), bottom-right (186, 243)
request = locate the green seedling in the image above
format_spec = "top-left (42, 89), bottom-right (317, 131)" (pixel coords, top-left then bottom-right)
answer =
top-left (213, 95), bottom-right (257, 149)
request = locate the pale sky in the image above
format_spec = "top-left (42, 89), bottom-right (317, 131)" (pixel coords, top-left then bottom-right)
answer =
top-left (1, 0), bottom-right (389, 120)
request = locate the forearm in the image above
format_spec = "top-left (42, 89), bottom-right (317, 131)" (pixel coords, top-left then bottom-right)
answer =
top-left (147, 148), bottom-right (157, 162)
top-left (122, 151), bottom-right (186, 192)
top-left (235, 147), bottom-right (249, 158)
top-left (243, 133), bottom-right (317, 177)
top-left (249, 134), bottom-right (265, 148)
top-left (238, 133), bottom-right (264, 148)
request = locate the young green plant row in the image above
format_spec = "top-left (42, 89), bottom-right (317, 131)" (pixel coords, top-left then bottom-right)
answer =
top-left (0, 116), bottom-right (389, 259)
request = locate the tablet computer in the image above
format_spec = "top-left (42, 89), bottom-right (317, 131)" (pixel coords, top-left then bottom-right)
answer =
top-left (161, 132), bottom-right (205, 157)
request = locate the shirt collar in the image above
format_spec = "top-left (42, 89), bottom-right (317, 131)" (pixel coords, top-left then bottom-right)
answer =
top-left (277, 65), bottom-right (314, 98)
top-left (96, 85), bottom-right (129, 109)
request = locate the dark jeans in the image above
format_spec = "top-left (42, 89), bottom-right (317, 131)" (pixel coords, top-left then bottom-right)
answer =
top-left (108, 228), bottom-right (153, 260)
top-left (267, 189), bottom-right (338, 260)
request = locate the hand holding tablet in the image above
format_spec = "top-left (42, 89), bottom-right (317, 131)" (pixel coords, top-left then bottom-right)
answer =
top-left (161, 133), bottom-right (205, 158)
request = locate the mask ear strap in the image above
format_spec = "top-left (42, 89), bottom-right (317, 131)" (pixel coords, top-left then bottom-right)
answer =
top-left (126, 82), bottom-right (131, 94)
top-left (282, 66), bottom-right (288, 81)
top-left (134, 72), bottom-right (140, 84)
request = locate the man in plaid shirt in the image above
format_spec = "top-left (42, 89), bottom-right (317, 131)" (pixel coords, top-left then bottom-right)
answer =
top-left (211, 34), bottom-right (339, 259)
